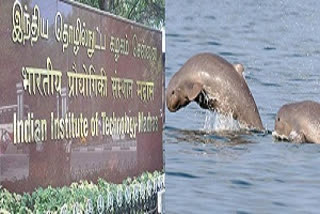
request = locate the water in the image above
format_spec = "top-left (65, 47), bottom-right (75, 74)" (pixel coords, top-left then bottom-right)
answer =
top-left (164, 0), bottom-right (320, 213)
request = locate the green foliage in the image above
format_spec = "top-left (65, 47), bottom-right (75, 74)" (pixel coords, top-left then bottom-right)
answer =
top-left (0, 171), bottom-right (164, 213)
top-left (75, 0), bottom-right (165, 29)
top-left (111, 0), bottom-right (164, 28)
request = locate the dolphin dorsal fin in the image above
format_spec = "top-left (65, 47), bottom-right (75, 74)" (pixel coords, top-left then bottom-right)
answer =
top-left (233, 64), bottom-right (244, 76)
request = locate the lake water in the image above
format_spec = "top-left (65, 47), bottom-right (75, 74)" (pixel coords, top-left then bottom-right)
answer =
top-left (164, 0), bottom-right (320, 213)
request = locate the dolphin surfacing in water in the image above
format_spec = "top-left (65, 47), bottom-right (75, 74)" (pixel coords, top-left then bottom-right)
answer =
top-left (273, 101), bottom-right (320, 144)
top-left (166, 53), bottom-right (264, 131)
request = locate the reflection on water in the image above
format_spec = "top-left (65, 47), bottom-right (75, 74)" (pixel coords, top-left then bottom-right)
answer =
top-left (165, 0), bottom-right (320, 213)
top-left (166, 126), bottom-right (255, 146)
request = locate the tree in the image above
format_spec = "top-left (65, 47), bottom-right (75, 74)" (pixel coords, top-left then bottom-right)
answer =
top-left (75, 0), bottom-right (164, 29)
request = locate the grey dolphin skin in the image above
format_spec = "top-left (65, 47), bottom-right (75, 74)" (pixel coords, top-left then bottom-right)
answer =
top-left (273, 101), bottom-right (320, 144)
top-left (166, 53), bottom-right (264, 131)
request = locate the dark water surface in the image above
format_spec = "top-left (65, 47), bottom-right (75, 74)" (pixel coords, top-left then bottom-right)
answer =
top-left (165, 0), bottom-right (320, 213)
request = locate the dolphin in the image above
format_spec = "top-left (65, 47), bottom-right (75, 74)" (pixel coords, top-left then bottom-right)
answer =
top-left (166, 53), bottom-right (264, 131)
top-left (273, 100), bottom-right (320, 144)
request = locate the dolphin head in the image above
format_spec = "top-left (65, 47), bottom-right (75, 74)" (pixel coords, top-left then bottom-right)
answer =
top-left (274, 105), bottom-right (293, 137)
top-left (166, 88), bottom-right (190, 112)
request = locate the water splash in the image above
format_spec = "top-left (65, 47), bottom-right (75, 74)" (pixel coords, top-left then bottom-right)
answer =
top-left (203, 111), bottom-right (241, 132)
top-left (272, 130), bottom-right (287, 140)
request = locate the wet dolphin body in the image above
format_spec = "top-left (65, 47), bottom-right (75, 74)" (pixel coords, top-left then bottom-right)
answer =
top-left (273, 101), bottom-right (320, 144)
top-left (166, 53), bottom-right (264, 131)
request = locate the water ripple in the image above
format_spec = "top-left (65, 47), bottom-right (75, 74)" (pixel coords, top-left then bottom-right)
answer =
top-left (166, 171), bottom-right (201, 179)
top-left (264, 47), bottom-right (276, 51)
top-left (204, 15), bottom-right (216, 20)
top-left (230, 179), bottom-right (253, 187)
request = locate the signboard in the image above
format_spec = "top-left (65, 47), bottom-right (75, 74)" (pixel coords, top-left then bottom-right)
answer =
top-left (0, 0), bottom-right (164, 201)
